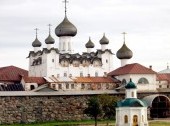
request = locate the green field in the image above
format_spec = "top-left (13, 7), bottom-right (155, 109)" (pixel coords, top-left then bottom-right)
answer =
top-left (1, 120), bottom-right (170, 126)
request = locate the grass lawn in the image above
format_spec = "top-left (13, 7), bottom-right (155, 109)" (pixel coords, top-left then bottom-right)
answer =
top-left (149, 121), bottom-right (170, 126)
top-left (1, 120), bottom-right (170, 126)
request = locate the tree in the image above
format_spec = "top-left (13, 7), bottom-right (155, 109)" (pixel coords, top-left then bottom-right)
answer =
top-left (84, 97), bottom-right (102, 126)
top-left (98, 94), bottom-right (120, 125)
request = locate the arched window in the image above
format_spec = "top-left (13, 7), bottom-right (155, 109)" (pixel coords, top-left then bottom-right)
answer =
top-left (131, 91), bottom-right (134, 97)
top-left (138, 77), bottom-right (149, 84)
top-left (133, 115), bottom-right (138, 124)
top-left (30, 85), bottom-right (35, 90)
top-left (124, 115), bottom-right (128, 123)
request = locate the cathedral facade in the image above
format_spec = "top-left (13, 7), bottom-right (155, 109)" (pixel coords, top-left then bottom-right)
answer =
top-left (28, 10), bottom-right (114, 78)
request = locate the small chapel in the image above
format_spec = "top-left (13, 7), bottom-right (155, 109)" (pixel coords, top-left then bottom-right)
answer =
top-left (115, 79), bottom-right (148, 126)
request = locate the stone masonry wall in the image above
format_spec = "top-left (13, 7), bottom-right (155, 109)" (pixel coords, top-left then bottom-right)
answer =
top-left (0, 93), bottom-right (169, 124)
top-left (0, 95), bottom-right (91, 124)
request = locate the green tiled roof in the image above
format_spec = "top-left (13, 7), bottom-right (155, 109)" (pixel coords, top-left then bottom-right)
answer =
top-left (117, 98), bottom-right (147, 107)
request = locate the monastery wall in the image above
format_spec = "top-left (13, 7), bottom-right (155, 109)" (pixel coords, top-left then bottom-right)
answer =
top-left (0, 91), bottom-right (169, 124)
top-left (0, 95), bottom-right (90, 124)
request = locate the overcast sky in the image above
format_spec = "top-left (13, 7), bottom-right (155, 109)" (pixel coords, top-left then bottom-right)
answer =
top-left (0, 0), bottom-right (170, 72)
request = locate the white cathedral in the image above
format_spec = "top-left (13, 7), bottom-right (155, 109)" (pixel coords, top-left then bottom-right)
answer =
top-left (27, 7), bottom-right (118, 78)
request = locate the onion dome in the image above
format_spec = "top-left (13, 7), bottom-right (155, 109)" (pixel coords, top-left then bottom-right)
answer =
top-left (45, 34), bottom-right (55, 44)
top-left (99, 33), bottom-right (109, 44)
top-left (32, 29), bottom-right (42, 47)
top-left (45, 24), bottom-right (55, 44)
top-left (116, 43), bottom-right (133, 59)
top-left (32, 37), bottom-right (41, 47)
top-left (32, 28), bottom-right (41, 47)
top-left (125, 79), bottom-right (137, 89)
top-left (85, 37), bottom-right (95, 48)
top-left (55, 16), bottom-right (77, 37)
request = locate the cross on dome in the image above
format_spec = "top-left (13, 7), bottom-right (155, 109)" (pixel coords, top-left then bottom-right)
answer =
top-left (34, 28), bottom-right (39, 38)
top-left (48, 24), bottom-right (52, 34)
top-left (122, 32), bottom-right (127, 44)
top-left (63, 0), bottom-right (69, 16)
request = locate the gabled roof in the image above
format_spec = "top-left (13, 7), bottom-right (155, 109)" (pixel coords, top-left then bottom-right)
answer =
top-left (23, 76), bottom-right (46, 85)
top-left (108, 63), bottom-right (157, 76)
top-left (0, 66), bottom-right (28, 82)
top-left (156, 73), bottom-right (170, 83)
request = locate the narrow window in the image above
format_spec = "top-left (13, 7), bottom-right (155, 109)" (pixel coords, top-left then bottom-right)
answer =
top-left (52, 59), bottom-right (54, 62)
top-left (66, 83), bottom-right (69, 89)
top-left (58, 84), bottom-right (62, 89)
top-left (64, 72), bottom-right (67, 77)
top-left (106, 59), bottom-right (108, 63)
top-left (80, 71), bottom-right (83, 77)
top-left (124, 115), bottom-right (128, 123)
top-left (95, 72), bottom-right (98, 77)
top-left (71, 84), bottom-right (74, 89)
top-left (81, 83), bottom-right (85, 89)
top-left (132, 91), bottom-right (134, 97)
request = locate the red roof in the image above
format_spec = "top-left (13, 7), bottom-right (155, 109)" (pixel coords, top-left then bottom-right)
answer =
top-left (157, 73), bottom-right (170, 83)
top-left (23, 76), bottom-right (46, 85)
top-left (0, 66), bottom-right (28, 82)
top-left (73, 77), bottom-right (117, 83)
top-left (108, 63), bottom-right (157, 76)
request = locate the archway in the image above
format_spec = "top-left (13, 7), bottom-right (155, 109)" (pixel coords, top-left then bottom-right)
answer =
top-left (143, 95), bottom-right (170, 118)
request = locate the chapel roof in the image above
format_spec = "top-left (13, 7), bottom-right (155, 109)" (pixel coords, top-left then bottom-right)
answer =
top-left (117, 98), bottom-right (147, 107)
